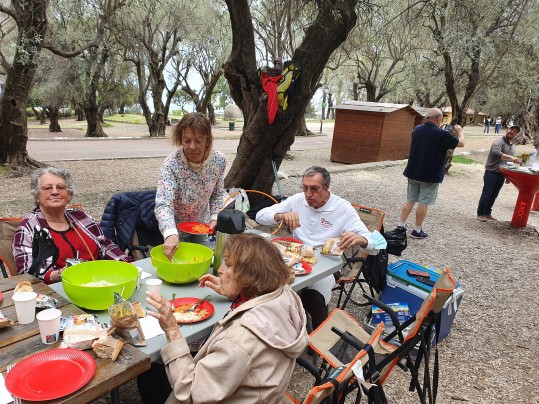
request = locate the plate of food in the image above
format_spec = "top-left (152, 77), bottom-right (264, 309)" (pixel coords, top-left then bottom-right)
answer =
top-left (272, 237), bottom-right (303, 244)
top-left (291, 262), bottom-right (312, 276)
top-left (170, 297), bottom-right (215, 324)
top-left (177, 222), bottom-right (213, 235)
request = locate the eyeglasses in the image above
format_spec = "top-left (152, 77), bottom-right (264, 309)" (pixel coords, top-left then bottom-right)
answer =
top-left (41, 184), bottom-right (68, 193)
top-left (302, 185), bottom-right (323, 194)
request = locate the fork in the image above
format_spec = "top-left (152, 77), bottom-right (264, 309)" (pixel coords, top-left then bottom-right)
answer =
top-left (180, 295), bottom-right (212, 312)
top-left (6, 364), bottom-right (21, 404)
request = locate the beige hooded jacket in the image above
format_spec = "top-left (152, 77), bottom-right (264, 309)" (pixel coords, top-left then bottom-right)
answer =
top-left (160, 284), bottom-right (308, 403)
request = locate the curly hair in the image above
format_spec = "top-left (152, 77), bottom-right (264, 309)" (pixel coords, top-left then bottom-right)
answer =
top-left (30, 167), bottom-right (74, 206)
top-left (172, 112), bottom-right (213, 153)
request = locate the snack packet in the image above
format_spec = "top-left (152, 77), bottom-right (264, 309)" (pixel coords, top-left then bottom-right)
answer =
top-left (36, 294), bottom-right (58, 309)
top-left (281, 251), bottom-right (302, 267)
top-left (0, 310), bottom-right (14, 329)
top-left (61, 315), bottom-right (107, 349)
top-left (321, 238), bottom-right (344, 256)
top-left (109, 293), bottom-right (146, 346)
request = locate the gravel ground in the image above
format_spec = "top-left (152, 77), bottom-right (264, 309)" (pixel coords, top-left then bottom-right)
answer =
top-left (2, 122), bottom-right (538, 403)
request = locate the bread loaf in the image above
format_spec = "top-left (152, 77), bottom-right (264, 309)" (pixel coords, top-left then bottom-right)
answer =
top-left (92, 336), bottom-right (124, 361)
top-left (14, 281), bottom-right (33, 294)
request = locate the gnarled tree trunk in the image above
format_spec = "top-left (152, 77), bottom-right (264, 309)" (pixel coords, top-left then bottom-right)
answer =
top-left (223, 0), bottom-right (358, 194)
top-left (48, 107), bottom-right (61, 132)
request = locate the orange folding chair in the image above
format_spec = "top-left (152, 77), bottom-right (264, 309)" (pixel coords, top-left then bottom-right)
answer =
top-left (310, 268), bottom-right (458, 404)
top-left (0, 217), bottom-right (23, 278)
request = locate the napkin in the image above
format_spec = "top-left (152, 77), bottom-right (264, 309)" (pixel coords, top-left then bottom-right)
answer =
top-left (139, 316), bottom-right (165, 340)
top-left (0, 372), bottom-right (13, 404)
top-left (370, 230), bottom-right (387, 250)
top-left (140, 271), bottom-right (152, 280)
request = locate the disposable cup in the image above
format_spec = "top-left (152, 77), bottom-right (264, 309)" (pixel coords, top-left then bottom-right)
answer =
top-left (12, 291), bottom-right (37, 324)
top-left (36, 308), bottom-right (62, 344)
top-left (145, 278), bottom-right (162, 295)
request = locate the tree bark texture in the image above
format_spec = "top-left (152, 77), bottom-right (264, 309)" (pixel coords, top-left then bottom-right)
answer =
top-left (84, 106), bottom-right (107, 138)
top-left (223, 0), bottom-right (358, 193)
top-left (0, 0), bottom-right (48, 167)
top-left (48, 107), bottom-right (61, 132)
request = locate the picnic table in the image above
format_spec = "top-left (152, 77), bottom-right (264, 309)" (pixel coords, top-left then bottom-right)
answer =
top-left (499, 166), bottom-right (539, 227)
top-left (0, 274), bottom-right (151, 403)
top-left (50, 244), bottom-right (344, 362)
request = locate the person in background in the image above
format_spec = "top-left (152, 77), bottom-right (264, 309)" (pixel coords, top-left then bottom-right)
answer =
top-left (495, 116), bottom-right (502, 134)
top-left (477, 125), bottom-right (521, 221)
top-left (256, 166), bottom-right (377, 329)
top-left (398, 108), bottom-right (465, 239)
top-left (155, 112), bottom-right (226, 260)
top-left (484, 116), bottom-right (491, 133)
top-left (12, 167), bottom-right (132, 284)
top-left (142, 234), bottom-right (307, 403)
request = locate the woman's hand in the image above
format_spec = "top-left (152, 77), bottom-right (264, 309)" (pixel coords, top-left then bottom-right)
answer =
top-left (209, 220), bottom-right (217, 231)
top-left (199, 274), bottom-right (222, 295)
top-left (163, 234), bottom-right (180, 261)
top-left (146, 291), bottom-right (182, 342)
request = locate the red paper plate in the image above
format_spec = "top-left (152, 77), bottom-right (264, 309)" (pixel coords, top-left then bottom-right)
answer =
top-left (171, 297), bottom-right (215, 324)
top-left (177, 222), bottom-right (213, 235)
top-left (272, 237), bottom-right (303, 244)
top-left (292, 262), bottom-right (312, 276)
top-left (5, 348), bottom-right (96, 401)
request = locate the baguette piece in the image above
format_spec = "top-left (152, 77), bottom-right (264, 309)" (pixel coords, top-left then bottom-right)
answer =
top-left (92, 335), bottom-right (124, 361)
top-left (14, 281), bottom-right (33, 294)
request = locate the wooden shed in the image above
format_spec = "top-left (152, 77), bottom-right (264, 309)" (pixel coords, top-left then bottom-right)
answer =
top-left (331, 101), bottom-right (425, 164)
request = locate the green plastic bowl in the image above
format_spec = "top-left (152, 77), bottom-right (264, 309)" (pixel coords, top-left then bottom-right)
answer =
top-left (61, 261), bottom-right (138, 310)
top-left (150, 242), bottom-right (213, 284)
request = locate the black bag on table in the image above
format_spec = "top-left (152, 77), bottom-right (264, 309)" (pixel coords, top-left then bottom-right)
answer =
top-left (383, 226), bottom-right (407, 256)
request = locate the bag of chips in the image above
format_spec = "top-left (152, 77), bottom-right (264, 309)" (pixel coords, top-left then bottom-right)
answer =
top-left (321, 238), bottom-right (344, 256)
top-left (109, 293), bottom-right (146, 346)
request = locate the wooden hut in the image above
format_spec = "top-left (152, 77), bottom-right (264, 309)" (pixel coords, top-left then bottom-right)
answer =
top-left (331, 101), bottom-right (425, 164)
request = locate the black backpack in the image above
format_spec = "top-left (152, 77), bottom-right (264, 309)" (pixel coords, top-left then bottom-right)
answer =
top-left (362, 248), bottom-right (388, 294)
top-left (384, 226), bottom-right (408, 256)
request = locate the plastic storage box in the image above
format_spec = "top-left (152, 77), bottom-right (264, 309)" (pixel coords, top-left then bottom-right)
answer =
top-left (372, 302), bottom-right (410, 326)
top-left (379, 260), bottom-right (463, 341)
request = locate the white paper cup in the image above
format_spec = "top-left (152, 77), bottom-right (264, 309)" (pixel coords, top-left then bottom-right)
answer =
top-left (145, 278), bottom-right (162, 295)
top-left (136, 267), bottom-right (143, 290)
top-left (12, 291), bottom-right (37, 324)
top-left (36, 308), bottom-right (62, 344)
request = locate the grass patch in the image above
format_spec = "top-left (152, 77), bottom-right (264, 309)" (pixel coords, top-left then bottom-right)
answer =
top-left (452, 155), bottom-right (480, 164)
top-left (0, 165), bottom-right (12, 177)
top-left (105, 114), bottom-right (145, 124)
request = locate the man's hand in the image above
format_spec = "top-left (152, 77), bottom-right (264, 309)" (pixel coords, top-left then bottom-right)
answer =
top-left (163, 234), bottom-right (180, 261)
top-left (511, 157), bottom-right (521, 164)
top-left (275, 212), bottom-right (301, 230)
top-left (339, 232), bottom-right (368, 250)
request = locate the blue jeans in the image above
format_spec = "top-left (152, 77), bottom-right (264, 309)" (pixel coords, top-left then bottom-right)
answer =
top-left (477, 170), bottom-right (505, 216)
top-left (495, 124), bottom-right (501, 134)
top-left (483, 125), bottom-right (490, 133)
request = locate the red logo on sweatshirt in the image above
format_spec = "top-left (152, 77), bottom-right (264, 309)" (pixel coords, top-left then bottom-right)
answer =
top-left (321, 218), bottom-right (333, 229)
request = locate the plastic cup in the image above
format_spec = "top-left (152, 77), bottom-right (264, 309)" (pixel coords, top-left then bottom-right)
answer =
top-left (145, 278), bottom-right (162, 295)
top-left (12, 291), bottom-right (37, 324)
top-left (36, 308), bottom-right (62, 344)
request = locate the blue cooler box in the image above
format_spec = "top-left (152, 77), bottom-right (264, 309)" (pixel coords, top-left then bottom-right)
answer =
top-left (380, 260), bottom-right (463, 341)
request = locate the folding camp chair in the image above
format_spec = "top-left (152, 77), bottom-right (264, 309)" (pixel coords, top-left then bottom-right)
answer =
top-left (284, 322), bottom-right (386, 404)
top-left (0, 217), bottom-right (23, 278)
top-left (310, 268), bottom-right (458, 404)
top-left (333, 205), bottom-right (386, 310)
top-left (1, 204), bottom-right (86, 278)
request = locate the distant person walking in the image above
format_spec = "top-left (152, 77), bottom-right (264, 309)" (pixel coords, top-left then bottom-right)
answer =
top-left (477, 125), bottom-right (521, 221)
top-left (483, 117), bottom-right (491, 133)
top-left (398, 108), bottom-right (465, 239)
top-left (494, 116), bottom-right (502, 134)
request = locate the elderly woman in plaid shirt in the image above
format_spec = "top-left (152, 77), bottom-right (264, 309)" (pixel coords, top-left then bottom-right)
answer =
top-left (12, 167), bottom-right (132, 284)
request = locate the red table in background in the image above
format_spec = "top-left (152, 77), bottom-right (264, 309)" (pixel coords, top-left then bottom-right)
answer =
top-left (499, 167), bottom-right (539, 227)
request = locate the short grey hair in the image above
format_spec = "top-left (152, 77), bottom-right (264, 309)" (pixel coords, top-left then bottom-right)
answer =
top-left (303, 166), bottom-right (330, 188)
top-left (426, 108), bottom-right (443, 121)
top-left (30, 167), bottom-right (74, 205)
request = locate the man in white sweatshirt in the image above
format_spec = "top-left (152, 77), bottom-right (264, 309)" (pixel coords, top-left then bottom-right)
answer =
top-left (256, 166), bottom-right (377, 328)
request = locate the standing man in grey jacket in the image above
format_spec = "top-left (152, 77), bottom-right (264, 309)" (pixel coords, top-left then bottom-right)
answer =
top-left (477, 125), bottom-right (521, 221)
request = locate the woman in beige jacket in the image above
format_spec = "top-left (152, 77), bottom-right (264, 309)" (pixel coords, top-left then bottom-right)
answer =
top-left (146, 234), bottom-right (308, 403)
